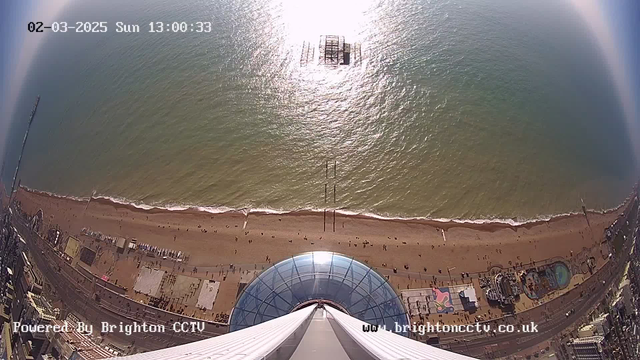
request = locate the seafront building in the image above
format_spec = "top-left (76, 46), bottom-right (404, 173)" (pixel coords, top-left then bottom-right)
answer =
top-left (568, 336), bottom-right (607, 360)
top-left (43, 320), bottom-right (115, 360)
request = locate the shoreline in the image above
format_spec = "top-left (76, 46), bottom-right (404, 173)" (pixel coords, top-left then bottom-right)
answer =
top-left (18, 185), bottom-right (633, 231)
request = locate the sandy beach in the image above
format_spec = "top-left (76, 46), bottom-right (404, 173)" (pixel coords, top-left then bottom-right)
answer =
top-left (15, 187), bottom-right (621, 275)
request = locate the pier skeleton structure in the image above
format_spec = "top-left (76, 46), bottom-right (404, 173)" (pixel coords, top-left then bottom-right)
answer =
top-left (301, 35), bottom-right (362, 66)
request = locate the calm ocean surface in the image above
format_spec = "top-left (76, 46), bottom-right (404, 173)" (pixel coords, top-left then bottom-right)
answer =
top-left (2, 0), bottom-right (637, 220)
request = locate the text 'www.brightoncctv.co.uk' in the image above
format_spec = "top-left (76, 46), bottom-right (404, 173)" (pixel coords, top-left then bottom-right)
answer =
top-left (362, 322), bottom-right (539, 335)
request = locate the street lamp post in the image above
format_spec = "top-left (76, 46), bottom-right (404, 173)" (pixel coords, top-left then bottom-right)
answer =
top-left (448, 267), bottom-right (455, 283)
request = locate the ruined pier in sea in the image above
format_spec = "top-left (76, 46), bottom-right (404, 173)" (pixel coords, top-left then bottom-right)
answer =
top-left (301, 35), bottom-right (362, 67)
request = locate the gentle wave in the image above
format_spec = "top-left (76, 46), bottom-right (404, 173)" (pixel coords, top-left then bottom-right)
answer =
top-left (19, 185), bottom-right (632, 227)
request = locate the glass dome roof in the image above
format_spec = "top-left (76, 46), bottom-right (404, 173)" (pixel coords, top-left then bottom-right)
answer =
top-left (229, 251), bottom-right (409, 335)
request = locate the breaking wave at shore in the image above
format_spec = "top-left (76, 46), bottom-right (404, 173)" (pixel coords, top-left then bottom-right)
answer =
top-left (19, 185), bottom-right (631, 228)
